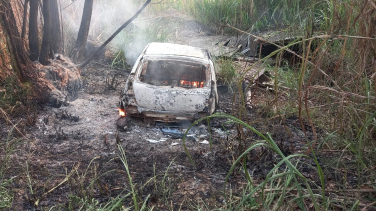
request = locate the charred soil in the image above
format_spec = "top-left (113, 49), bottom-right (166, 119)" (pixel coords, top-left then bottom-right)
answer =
top-left (0, 9), bottom-right (365, 211)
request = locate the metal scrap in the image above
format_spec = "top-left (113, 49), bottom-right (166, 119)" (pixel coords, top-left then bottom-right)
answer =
top-left (161, 127), bottom-right (196, 141)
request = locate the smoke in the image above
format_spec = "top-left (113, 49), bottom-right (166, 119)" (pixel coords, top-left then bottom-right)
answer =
top-left (61, 0), bottom-right (164, 64)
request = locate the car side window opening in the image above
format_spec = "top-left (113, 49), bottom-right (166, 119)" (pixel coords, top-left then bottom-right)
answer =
top-left (139, 59), bottom-right (207, 88)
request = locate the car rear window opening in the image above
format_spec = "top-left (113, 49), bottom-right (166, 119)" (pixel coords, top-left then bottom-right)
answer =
top-left (139, 60), bottom-right (207, 88)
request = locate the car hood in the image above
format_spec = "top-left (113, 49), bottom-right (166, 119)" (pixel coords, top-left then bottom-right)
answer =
top-left (133, 81), bottom-right (211, 113)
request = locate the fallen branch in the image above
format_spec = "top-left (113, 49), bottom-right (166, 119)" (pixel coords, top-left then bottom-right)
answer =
top-left (61, 0), bottom-right (78, 10)
top-left (34, 163), bottom-right (80, 207)
top-left (368, 0), bottom-right (376, 10)
top-left (226, 24), bottom-right (375, 91)
top-left (77, 0), bottom-right (151, 68)
top-left (309, 85), bottom-right (374, 100)
top-left (361, 201), bottom-right (376, 211)
top-left (0, 108), bottom-right (28, 139)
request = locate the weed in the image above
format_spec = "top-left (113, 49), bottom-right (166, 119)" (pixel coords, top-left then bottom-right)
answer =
top-left (183, 113), bottom-right (328, 210)
top-left (0, 76), bottom-right (31, 112)
top-left (66, 194), bottom-right (128, 211)
top-left (217, 58), bottom-right (237, 85)
top-left (169, 0), bottom-right (316, 33)
top-left (0, 129), bottom-right (20, 209)
top-left (0, 178), bottom-right (14, 209)
top-left (110, 50), bottom-right (127, 69)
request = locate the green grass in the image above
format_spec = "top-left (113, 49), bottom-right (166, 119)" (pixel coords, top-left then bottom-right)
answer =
top-left (0, 178), bottom-right (13, 209)
top-left (0, 128), bottom-right (21, 209)
top-left (0, 76), bottom-right (31, 112)
top-left (156, 0), bottom-right (318, 33)
top-left (217, 58), bottom-right (237, 85)
top-left (2, 0), bottom-right (375, 210)
top-left (182, 113), bottom-right (328, 210)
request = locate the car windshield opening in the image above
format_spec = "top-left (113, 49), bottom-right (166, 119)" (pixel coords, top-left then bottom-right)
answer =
top-left (139, 60), bottom-right (207, 88)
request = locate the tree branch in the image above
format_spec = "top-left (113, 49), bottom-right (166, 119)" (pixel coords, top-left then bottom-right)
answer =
top-left (77, 0), bottom-right (151, 68)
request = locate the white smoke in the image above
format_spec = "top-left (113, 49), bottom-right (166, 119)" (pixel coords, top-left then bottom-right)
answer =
top-left (61, 0), bottom-right (164, 64)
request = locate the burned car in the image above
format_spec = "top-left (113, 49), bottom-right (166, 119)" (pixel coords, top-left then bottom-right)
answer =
top-left (119, 42), bottom-right (218, 122)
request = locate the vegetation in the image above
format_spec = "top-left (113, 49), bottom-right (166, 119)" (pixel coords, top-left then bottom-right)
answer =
top-left (1, 0), bottom-right (375, 210)
top-left (179, 0), bottom-right (375, 209)
top-left (153, 0), bottom-right (315, 32)
top-left (170, 0), bottom-right (376, 149)
top-left (217, 58), bottom-right (237, 85)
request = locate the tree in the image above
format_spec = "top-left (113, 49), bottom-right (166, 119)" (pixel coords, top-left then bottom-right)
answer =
top-left (39, 0), bottom-right (52, 65)
top-left (73, 0), bottom-right (94, 62)
top-left (78, 0), bottom-right (152, 68)
top-left (28, 0), bottom-right (39, 61)
top-left (21, 0), bottom-right (29, 39)
top-left (0, 0), bottom-right (34, 82)
top-left (50, 0), bottom-right (63, 54)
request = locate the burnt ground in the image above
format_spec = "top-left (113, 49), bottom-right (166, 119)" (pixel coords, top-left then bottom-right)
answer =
top-left (1, 8), bottom-right (372, 211)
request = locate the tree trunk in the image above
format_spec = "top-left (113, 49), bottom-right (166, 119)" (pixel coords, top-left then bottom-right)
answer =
top-left (0, 0), bottom-right (34, 82)
top-left (21, 0), bottom-right (29, 39)
top-left (73, 0), bottom-right (94, 62)
top-left (40, 0), bottom-right (52, 65)
top-left (28, 0), bottom-right (39, 61)
top-left (78, 0), bottom-right (151, 68)
top-left (50, 0), bottom-right (62, 55)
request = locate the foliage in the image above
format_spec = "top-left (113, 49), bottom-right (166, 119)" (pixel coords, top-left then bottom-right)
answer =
top-left (183, 113), bottom-right (328, 210)
top-left (164, 0), bottom-right (316, 32)
top-left (66, 194), bottom-right (127, 211)
top-left (0, 76), bottom-right (31, 111)
top-left (0, 128), bottom-right (21, 209)
top-left (1, 0), bottom-right (375, 210)
top-left (0, 178), bottom-right (13, 209)
top-left (217, 57), bottom-right (237, 85)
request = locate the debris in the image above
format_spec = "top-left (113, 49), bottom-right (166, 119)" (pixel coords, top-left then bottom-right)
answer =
top-left (241, 36), bottom-right (250, 54)
top-left (55, 110), bottom-right (79, 122)
top-left (187, 134), bottom-right (197, 140)
top-left (146, 137), bottom-right (168, 144)
top-left (200, 140), bottom-right (209, 145)
top-left (116, 117), bottom-right (129, 131)
top-left (217, 85), bottom-right (229, 94)
top-left (50, 126), bottom-right (67, 141)
top-left (146, 139), bottom-right (159, 143)
top-left (171, 142), bottom-right (179, 146)
top-left (161, 128), bottom-right (196, 141)
top-left (223, 38), bottom-right (231, 47)
top-left (199, 134), bottom-right (207, 139)
top-left (244, 68), bottom-right (267, 84)
top-left (159, 138), bottom-right (168, 142)
top-left (214, 128), bottom-right (225, 135)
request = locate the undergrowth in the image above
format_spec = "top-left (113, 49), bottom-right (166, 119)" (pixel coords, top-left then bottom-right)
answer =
top-left (153, 0), bottom-right (316, 33)
top-left (0, 76), bottom-right (32, 112)
top-left (217, 57), bottom-right (237, 85)
top-left (1, 0), bottom-right (375, 210)
top-left (0, 129), bottom-right (20, 209)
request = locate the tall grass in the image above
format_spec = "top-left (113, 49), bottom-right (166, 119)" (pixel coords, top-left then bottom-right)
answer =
top-left (178, 0), bottom-right (375, 208)
top-left (179, 0), bottom-right (376, 155)
top-left (183, 113), bottom-right (328, 210)
top-left (167, 0), bottom-right (315, 32)
top-left (0, 128), bottom-right (20, 209)
top-left (217, 58), bottom-right (237, 85)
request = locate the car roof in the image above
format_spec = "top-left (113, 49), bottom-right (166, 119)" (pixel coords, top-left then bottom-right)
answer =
top-left (144, 42), bottom-right (209, 60)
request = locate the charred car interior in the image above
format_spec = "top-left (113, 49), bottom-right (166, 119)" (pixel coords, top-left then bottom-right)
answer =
top-left (139, 60), bottom-right (208, 88)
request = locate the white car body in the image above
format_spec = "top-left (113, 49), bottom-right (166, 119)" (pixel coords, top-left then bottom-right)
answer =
top-left (120, 42), bottom-right (218, 122)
